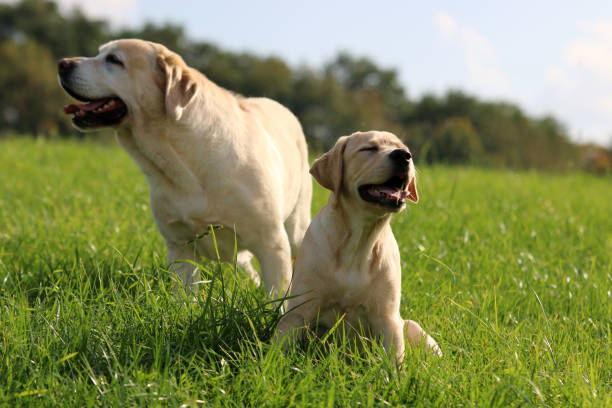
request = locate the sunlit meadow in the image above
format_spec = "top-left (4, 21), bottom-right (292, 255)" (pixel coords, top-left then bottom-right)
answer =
top-left (0, 138), bottom-right (610, 407)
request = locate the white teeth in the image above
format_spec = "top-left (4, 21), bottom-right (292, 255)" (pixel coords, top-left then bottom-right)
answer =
top-left (92, 100), bottom-right (116, 113)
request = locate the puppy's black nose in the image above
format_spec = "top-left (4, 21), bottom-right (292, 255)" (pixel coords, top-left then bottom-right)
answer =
top-left (58, 59), bottom-right (75, 77)
top-left (389, 149), bottom-right (412, 163)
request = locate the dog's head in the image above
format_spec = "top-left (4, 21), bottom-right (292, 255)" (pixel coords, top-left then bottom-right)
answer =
top-left (58, 39), bottom-right (199, 131)
top-left (310, 131), bottom-right (418, 213)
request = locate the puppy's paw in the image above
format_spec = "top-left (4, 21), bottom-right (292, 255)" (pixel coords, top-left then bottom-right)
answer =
top-left (404, 319), bottom-right (442, 357)
top-left (272, 332), bottom-right (291, 353)
top-left (274, 317), bottom-right (304, 353)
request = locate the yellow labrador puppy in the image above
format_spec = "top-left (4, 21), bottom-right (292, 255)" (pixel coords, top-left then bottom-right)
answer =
top-left (58, 39), bottom-right (312, 296)
top-left (276, 131), bottom-right (441, 362)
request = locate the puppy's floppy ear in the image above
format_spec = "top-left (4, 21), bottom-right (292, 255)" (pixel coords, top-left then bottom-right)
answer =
top-left (407, 174), bottom-right (419, 203)
top-left (310, 136), bottom-right (349, 199)
top-left (156, 51), bottom-right (199, 121)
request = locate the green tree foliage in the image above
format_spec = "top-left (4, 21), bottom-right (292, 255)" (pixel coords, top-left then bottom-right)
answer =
top-left (185, 43), bottom-right (293, 104)
top-left (117, 22), bottom-right (187, 56)
top-left (403, 91), bottom-right (576, 169)
top-left (0, 0), bottom-right (110, 58)
top-left (429, 117), bottom-right (484, 164)
top-left (0, 0), bottom-right (588, 171)
top-left (0, 39), bottom-right (71, 135)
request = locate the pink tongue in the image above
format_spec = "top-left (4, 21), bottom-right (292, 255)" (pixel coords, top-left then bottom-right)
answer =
top-left (63, 99), bottom-right (108, 114)
top-left (374, 186), bottom-right (408, 200)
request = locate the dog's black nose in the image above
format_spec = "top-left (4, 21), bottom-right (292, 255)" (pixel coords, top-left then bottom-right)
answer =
top-left (58, 59), bottom-right (75, 77)
top-left (389, 149), bottom-right (412, 163)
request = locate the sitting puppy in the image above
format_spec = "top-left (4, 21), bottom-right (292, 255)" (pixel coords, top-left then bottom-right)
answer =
top-left (276, 131), bottom-right (441, 362)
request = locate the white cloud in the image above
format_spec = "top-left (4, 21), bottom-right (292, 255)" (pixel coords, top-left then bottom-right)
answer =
top-left (459, 26), bottom-right (510, 94)
top-left (434, 11), bottom-right (457, 39)
top-left (537, 19), bottom-right (612, 144)
top-left (434, 11), bottom-right (510, 99)
top-left (565, 21), bottom-right (612, 82)
top-left (566, 43), bottom-right (612, 82)
top-left (55, 0), bottom-right (139, 27)
top-left (545, 67), bottom-right (574, 88)
top-left (434, 12), bottom-right (612, 144)
top-left (579, 20), bottom-right (612, 42)
top-left (598, 96), bottom-right (612, 115)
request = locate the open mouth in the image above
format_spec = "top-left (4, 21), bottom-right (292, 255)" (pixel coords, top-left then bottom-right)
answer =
top-left (358, 173), bottom-right (410, 211)
top-left (63, 96), bottom-right (128, 129)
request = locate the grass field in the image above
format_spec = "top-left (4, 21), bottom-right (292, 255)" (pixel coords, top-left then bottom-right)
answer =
top-left (0, 138), bottom-right (610, 407)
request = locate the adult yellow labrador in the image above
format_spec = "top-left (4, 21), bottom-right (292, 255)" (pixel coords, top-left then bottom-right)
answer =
top-left (58, 39), bottom-right (312, 296)
top-left (276, 131), bottom-right (441, 362)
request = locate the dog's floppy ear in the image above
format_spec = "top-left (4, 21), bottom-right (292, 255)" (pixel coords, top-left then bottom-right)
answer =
top-left (156, 51), bottom-right (198, 121)
top-left (310, 136), bottom-right (349, 200)
top-left (407, 174), bottom-right (419, 203)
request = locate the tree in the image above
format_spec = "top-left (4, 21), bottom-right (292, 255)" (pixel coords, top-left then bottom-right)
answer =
top-left (117, 22), bottom-right (186, 55)
top-left (429, 117), bottom-right (484, 164)
top-left (0, 39), bottom-right (72, 136)
top-left (0, 0), bottom-right (110, 58)
top-left (325, 52), bottom-right (407, 108)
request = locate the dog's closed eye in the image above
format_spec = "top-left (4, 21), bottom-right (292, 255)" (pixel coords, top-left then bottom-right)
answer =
top-left (105, 54), bottom-right (124, 67)
top-left (359, 146), bottom-right (378, 152)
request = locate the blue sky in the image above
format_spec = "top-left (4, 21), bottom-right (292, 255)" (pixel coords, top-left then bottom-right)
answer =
top-left (53, 0), bottom-right (612, 145)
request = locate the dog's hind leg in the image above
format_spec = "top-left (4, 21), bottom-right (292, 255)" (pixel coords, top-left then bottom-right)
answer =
top-left (195, 229), bottom-right (260, 286)
top-left (283, 173), bottom-right (312, 257)
top-left (236, 250), bottom-right (260, 287)
top-left (167, 243), bottom-right (201, 295)
top-left (372, 316), bottom-right (406, 365)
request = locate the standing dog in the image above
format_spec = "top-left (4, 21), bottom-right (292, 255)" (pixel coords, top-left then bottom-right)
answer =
top-left (276, 131), bottom-right (441, 362)
top-left (58, 39), bottom-right (312, 295)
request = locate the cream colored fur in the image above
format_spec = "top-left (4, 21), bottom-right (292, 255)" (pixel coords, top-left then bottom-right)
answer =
top-left (59, 39), bottom-right (312, 296)
top-left (276, 131), bottom-right (441, 363)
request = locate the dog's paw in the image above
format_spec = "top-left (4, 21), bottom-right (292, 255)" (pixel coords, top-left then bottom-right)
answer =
top-left (404, 319), bottom-right (442, 357)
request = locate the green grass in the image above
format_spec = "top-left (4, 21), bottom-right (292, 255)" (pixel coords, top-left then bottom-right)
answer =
top-left (0, 137), bottom-right (610, 407)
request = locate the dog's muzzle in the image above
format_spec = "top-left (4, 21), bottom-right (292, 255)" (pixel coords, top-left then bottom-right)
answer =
top-left (57, 58), bottom-right (128, 130)
top-left (58, 59), bottom-right (76, 82)
top-left (389, 149), bottom-right (412, 171)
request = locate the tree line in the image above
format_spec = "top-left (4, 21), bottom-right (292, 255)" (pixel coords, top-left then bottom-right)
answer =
top-left (1, 0), bottom-right (610, 172)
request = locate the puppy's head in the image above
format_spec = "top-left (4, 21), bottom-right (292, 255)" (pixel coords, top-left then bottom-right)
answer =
top-left (58, 39), bottom-right (198, 131)
top-left (311, 131), bottom-right (418, 213)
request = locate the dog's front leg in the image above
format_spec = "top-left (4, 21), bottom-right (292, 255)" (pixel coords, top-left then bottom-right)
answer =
top-left (275, 313), bottom-right (307, 351)
top-left (167, 244), bottom-right (200, 295)
top-left (275, 301), bottom-right (318, 351)
top-left (374, 316), bottom-right (406, 365)
top-left (243, 226), bottom-right (292, 297)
